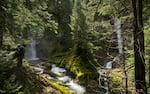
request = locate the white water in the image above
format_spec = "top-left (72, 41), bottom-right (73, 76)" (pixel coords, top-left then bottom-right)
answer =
top-left (105, 61), bottom-right (113, 69)
top-left (103, 57), bottom-right (117, 94)
top-left (66, 80), bottom-right (86, 94)
top-left (57, 76), bottom-right (71, 82)
top-left (101, 17), bottom-right (122, 94)
top-left (105, 57), bottom-right (117, 69)
top-left (50, 64), bottom-right (86, 94)
top-left (25, 38), bottom-right (39, 60)
top-left (51, 64), bottom-right (66, 75)
top-left (114, 16), bottom-right (123, 54)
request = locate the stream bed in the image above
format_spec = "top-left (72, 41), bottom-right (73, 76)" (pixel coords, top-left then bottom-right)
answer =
top-left (31, 61), bottom-right (86, 94)
top-left (46, 64), bottom-right (86, 94)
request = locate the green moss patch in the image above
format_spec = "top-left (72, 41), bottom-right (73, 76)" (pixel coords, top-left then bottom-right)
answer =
top-left (40, 75), bottom-right (74, 94)
top-left (48, 45), bottom-right (99, 84)
top-left (50, 52), bottom-right (98, 84)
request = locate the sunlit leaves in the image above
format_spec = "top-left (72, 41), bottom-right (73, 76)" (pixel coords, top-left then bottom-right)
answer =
top-left (100, 4), bottom-right (115, 15)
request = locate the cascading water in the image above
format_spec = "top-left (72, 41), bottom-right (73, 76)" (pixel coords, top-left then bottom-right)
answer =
top-left (102, 57), bottom-right (117, 94)
top-left (25, 38), bottom-right (39, 60)
top-left (100, 16), bottom-right (123, 94)
top-left (114, 16), bottom-right (123, 55)
top-left (47, 64), bottom-right (86, 94)
top-left (105, 57), bottom-right (117, 69)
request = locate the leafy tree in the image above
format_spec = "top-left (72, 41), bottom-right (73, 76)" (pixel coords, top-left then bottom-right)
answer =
top-left (47, 0), bottom-right (73, 51)
top-left (71, 0), bottom-right (97, 73)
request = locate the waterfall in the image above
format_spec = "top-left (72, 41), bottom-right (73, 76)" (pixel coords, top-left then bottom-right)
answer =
top-left (30, 38), bottom-right (37, 60)
top-left (105, 61), bottom-right (113, 69)
top-left (105, 57), bottom-right (117, 69)
top-left (25, 38), bottom-right (39, 60)
top-left (97, 17), bottom-right (123, 94)
top-left (100, 17), bottom-right (123, 94)
top-left (114, 16), bottom-right (123, 54)
top-left (102, 57), bottom-right (117, 94)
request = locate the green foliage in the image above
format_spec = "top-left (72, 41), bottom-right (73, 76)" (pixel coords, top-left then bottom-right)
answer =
top-left (109, 68), bottom-right (124, 90)
top-left (87, 0), bottom-right (131, 17)
top-left (0, 50), bottom-right (20, 94)
top-left (71, 0), bottom-right (88, 50)
top-left (47, 0), bottom-right (73, 51)
top-left (6, 0), bottom-right (58, 43)
top-left (144, 18), bottom-right (150, 88)
top-left (0, 50), bottom-right (41, 94)
top-left (57, 52), bottom-right (98, 84)
top-left (0, 0), bottom-right (150, 93)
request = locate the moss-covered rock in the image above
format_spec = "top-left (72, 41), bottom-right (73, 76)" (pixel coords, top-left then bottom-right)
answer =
top-left (109, 68), bottom-right (125, 94)
top-left (66, 55), bottom-right (96, 83)
top-left (40, 75), bottom-right (74, 94)
top-left (110, 68), bottom-right (124, 87)
top-left (50, 50), bottom-right (98, 84)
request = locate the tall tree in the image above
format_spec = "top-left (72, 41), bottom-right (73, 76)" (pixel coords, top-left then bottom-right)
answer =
top-left (132, 0), bottom-right (147, 94)
top-left (48, 0), bottom-right (73, 51)
top-left (0, 0), bottom-right (6, 49)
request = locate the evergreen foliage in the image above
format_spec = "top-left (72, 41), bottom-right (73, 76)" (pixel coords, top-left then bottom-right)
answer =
top-left (0, 0), bottom-right (149, 93)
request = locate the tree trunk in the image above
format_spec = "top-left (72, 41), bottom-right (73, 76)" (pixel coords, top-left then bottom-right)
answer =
top-left (149, 57), bottom-right (150, 87)
top-left (0, 0), bottom-right (6, 49)
top-left (122, 53), bottom-right (128, 94)
top-left (0, 7), bottom-right (3, 49)
top-left (132, 0), bottom-right (147, 94)
top-left (0, 26), bottom-right (3, 49)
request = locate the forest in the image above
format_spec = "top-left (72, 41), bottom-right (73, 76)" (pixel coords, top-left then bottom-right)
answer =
top-left (0, 0), bottom-right (150, 94)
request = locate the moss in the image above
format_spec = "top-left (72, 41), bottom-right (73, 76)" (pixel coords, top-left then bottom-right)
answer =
top-left (43, 87), bottom-right (62, 94)
top-left (48, 51), bottom-right (70, 64)
top-left (110, 68), bottom-right (142, 93)
top-left (40, 75), bottom-right (74, 94)
top-left (109, 68), bottom-right (124, 87)
top-left (49, 48), bottom-right (98, 84)
top-left (44, 70), bottom-right (64, 77)
top-left (60, 53), bottom-right (97, 84)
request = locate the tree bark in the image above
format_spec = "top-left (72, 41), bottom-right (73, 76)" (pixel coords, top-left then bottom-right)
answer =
top-left (0, 6), bottom-right (3, 49)
top-left (149, 57), bottom-right (150, 87)
top-left (0, 26), bottom-right (3, 49)
top-left (122, 53), bottom-right (128, 94)
top-left (132, 0), bottom-right (147, 94)
top-left (0, 0), bottom-right (6, 49)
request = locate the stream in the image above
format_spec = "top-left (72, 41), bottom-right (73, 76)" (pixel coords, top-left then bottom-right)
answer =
top-left (49, 64), bottom-right (86, 94)
top-left (32, 62), bottom-right (86, 94)
top-left (25, 38), bottom-right (86, 94)
top-left (97, 16), bottom-right (123, 94)
top-left (24, 16), bottom-right (123, 94)
top-left (99, 57), bottom-right (117, 94)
